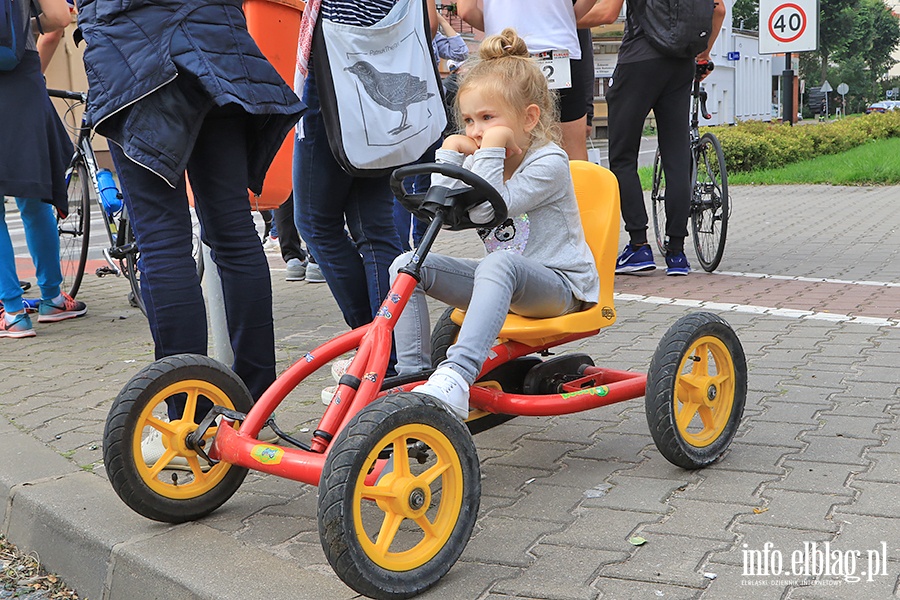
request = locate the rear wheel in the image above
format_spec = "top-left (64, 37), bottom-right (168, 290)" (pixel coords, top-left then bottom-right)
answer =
top-left (691, 133), bottom-right (729, 272)
top-left (58, 159), bottom-right (90, 298)
top-left (121, 214), bottom-right (145, 315)
top-left (318, 393), bottom-right (480, 599)
top-left (646, 312), bottom-right (746, 469)
top-left (103, 354), bottom-right (253, 522)
top-left (650, 147), bottom-right (667, 255)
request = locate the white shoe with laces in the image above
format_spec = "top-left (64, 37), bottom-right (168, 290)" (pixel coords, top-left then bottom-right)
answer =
top-left (331, 357), bottom-right (354, 383)
top-left (141, 427), bottom-right (205, 472)
top-left (412, 366), bottom-right (470, 421)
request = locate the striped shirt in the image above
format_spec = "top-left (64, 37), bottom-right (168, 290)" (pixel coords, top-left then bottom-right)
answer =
top-left (321, 0), bottom-right (397, 26)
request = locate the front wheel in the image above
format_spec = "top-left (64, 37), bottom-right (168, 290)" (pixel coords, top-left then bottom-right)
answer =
top-left (58, 159), bottom-right (91, 297)
top-left (691, 133), bottom-right (729, 272)
top-left (102, 354), bottom-right (253, 522)
top-left (646, 312), bottom-right (746, 469)
top-left (318, 392), bottom-right (480, 599)
top-left (650, 147), bottom-right (668, 256)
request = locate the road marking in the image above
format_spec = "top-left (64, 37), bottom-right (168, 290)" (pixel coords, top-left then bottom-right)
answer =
top-left (614, 293), bottom-right (900, 327)
top-left (717, 271), bottom-right (900, 288)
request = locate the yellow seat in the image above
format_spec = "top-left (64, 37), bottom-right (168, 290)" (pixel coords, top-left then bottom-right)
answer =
top-left (451, 160), bottom-right (621, 344)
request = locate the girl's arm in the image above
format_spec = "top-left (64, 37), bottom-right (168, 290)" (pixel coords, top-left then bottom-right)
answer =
top-left (456, 0), bottom-right (484, 32)
top-left (426, 0), bottom-right (439, 37)
top-left (468, 147), bottom-right (570, 217)
top-left (36, 0), bottom-right (71, 32)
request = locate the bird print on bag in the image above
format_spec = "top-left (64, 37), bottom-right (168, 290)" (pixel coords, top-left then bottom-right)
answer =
top-left (345, 61), bottom-right (434, 135)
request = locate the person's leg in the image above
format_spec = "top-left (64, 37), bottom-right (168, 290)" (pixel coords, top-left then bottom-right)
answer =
top-left (189, 106), bottom-right (276, 401)
top-left (392, 200), bottom-right (414, 252)
top-left (0, 199), bottom-right (25, 314)
top-left (293, 69), bottom-right (376, 329)
top-left (557, 64), bottom-right (589, 161)
top-left (273, 194), bottom-right (305, 263)
top-left (389, 252), bottom-right (478, 375)
top-left (607, 61), bottom-right (660, 246)
top-left (442, 252), bottom-right (580, 384)
top-left (652, 59), bottom-right (694, 253)
top-left (16, 197), bottom-right (63, 301)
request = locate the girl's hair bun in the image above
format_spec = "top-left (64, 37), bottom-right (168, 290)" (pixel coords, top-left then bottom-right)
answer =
top-left (478, 28), bottom-right (529, 61)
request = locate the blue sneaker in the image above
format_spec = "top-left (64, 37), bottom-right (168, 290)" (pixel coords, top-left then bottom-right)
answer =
top-left (615, 244), bottom-right (656, 274)
top-left (0, 311), bottom-right (36, 338)
top-left (665, 251), bottom-right (691, 276)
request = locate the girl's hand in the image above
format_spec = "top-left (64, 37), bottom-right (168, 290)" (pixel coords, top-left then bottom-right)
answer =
top-left (442, 134), bottom-right (479, 156)
top-left (480, 126), bottom-right (523, 159)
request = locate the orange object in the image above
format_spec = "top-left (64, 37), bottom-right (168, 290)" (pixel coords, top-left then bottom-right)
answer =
top-left (244, 0), bottom-right (305, 210)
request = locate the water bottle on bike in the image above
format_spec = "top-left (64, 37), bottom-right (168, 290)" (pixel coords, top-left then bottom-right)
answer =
top-left (97, 169), bottom-right (123, 217)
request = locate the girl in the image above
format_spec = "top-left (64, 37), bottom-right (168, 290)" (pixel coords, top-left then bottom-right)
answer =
top-left (1, 0), bottom-right (87, 339)
top-left (390, 28), bottom-right (600, 420)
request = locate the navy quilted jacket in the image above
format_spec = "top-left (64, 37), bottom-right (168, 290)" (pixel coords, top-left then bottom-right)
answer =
top-left (77, 0), bottom-right (305, 191)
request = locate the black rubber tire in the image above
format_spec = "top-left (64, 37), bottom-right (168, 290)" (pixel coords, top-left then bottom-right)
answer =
top-left (121, 214), bottom-right (146, 316)
top-left (691, 133), bottom-right (729, 272)
top-left (429, 306), bottom-right (460, 368)
top-left (318, 392), bottom-right (480, 600)
top-left (650, 147), bottom-right (668, 256)
top-left (58, 159), bottom-right (90, 298)
top-left (103, 354), bottom-right (253, 522)
top-left (645, 312), bottom-right (746, 469)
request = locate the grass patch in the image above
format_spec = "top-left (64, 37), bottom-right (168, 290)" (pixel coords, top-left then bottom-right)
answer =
top-left (638, 137), bottom-right (900, 188)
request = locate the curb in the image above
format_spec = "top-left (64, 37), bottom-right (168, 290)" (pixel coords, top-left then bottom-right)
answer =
top-left (0, 418), bottom-right (355, 600)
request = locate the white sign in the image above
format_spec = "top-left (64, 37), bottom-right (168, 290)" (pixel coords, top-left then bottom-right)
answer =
top-left (759, 0), bottom-right (819, 54)
top-left (837, 82), bottom-right (849, 95)
top-left (820, 80), bottom-right (832, 92)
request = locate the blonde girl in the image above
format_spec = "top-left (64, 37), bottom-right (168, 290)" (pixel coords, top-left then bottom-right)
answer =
top-left (389, 28), bottom-right (599, 419)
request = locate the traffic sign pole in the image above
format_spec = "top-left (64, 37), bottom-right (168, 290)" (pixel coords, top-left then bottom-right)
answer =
top-left (782, 53), bottom-right (794, 125)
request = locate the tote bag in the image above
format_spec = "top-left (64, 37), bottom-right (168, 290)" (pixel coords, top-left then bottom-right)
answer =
top-left (313, 0), bottom-right (446, 177)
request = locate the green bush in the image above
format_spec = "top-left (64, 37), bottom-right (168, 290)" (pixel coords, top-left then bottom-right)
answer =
top-left (706, 111), bottom-right (900, 173)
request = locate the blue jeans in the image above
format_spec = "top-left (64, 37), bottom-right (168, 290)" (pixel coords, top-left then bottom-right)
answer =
top-left (110, 105), bottom-right (275, 403)
top-left (390, 251), bottom-right (581, 384)
top-left (392, 138), bottom-right (440, 252)
top-left (293, 66), bottom-right (402, 329)
top-left (0, 197), bottom-right (62, 313)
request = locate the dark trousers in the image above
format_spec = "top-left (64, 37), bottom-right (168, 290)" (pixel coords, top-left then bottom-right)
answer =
top-left (607, 57), bottom-right (693, 251)
top-left (273, 194), bottom-right (307, 263)
top-left (111, 105), bottom-right (276, 403)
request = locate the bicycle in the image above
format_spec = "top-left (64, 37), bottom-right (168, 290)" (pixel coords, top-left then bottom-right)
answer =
top-left (650, 61), bottom-right (729, 272)
top-left (48, 89), bottom-right (203, 314)
top-left (48, 89), bottom-right (146, 314)
top-left (101, 161), bottom-right (747, 599)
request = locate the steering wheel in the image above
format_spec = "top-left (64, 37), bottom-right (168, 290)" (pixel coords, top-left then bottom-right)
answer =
top-left (390, 163), bottom-right (508, 231)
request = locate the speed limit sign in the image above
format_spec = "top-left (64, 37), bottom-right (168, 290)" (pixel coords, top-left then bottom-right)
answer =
top-left (759, 0), bottom-right (819, 54)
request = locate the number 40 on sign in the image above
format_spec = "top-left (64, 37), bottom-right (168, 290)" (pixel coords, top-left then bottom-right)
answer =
top-left (758, 0), bottom-right (819, 55)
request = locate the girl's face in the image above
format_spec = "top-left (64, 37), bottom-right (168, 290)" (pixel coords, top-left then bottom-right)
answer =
top-left (458, 87), bottom-right (534, 150)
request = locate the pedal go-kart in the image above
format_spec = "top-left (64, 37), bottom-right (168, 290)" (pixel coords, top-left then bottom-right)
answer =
top-left (102, 161), bottom-right (747, 600)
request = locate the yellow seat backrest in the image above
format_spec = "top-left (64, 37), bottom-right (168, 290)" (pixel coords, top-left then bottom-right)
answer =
top-left (451, 160), bottom-right (621, 343)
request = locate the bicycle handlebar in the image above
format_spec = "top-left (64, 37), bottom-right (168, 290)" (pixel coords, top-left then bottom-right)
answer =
top-left (693, 61), bottom-right (714, 121)
top-left (47, 89), bottom-right (87, 102)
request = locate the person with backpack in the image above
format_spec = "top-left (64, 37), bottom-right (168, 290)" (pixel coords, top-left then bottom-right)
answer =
top-left (582, 0), bottom-right (726, 276)
top-left (1, 0), bottom-right (88, 339)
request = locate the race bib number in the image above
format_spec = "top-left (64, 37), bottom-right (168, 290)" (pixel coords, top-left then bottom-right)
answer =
top-left (532, 50), bottom-right (571, 90)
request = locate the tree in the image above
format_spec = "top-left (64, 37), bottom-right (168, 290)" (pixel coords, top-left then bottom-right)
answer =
top-left (733, 0), bottom-right (758, 30)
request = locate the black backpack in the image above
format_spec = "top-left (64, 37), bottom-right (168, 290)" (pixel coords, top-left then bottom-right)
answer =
top-left (633, 0), bottom-right (715, 59)
top-left (1, 0), bottom-right (41, 71)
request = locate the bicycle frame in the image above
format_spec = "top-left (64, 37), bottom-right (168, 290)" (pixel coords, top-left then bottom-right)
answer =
top-left (206, 205), bottom-right (648, 486)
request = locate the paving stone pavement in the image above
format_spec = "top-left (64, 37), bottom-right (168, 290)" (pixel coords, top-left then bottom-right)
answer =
top-left (1, 184), bottom-right (899, 600)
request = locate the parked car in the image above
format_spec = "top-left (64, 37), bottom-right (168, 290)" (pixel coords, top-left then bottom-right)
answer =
top-left (865, 101), bottom-right (900, 114)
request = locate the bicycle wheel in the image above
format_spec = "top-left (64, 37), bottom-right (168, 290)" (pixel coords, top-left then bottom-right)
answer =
top-left (691, 133), bottom-right (729, 272)
top-left (57, 159), bottom-right (91, 298)
top-left (650, 147), bottom-right (667, 255)
top-left (121, 212), bottom-right (146, 316)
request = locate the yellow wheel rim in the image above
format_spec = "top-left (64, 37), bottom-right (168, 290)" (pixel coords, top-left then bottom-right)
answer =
top-left (134, 380), bottom-right (240, 499)
top-left (672, 336), bottom-right (735, 448)
top-left (351, 424), bottom-right (464, 571)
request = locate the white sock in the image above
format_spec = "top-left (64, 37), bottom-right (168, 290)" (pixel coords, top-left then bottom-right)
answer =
top-left (5, 311), bottom-right (23, 324)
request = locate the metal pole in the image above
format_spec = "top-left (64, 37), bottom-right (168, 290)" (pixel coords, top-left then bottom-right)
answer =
top-left (201, 243), bottom-right (234, 364)
top-left (782, 52), bottom-right (794, 126)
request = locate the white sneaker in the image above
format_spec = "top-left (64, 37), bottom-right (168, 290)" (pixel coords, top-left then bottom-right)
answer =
top-left (321, 384), bottom-right (337, 405)
top-left (305, 261), bottom-right (326, 283)
top-left (331, 357), bottom-right (354, 383)
top-left (141, 427), bottom-right (207, 472)
top-left (412, 366), bottom-right (470, 420)
top-left (262, 236), bottom-right (280, 252)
